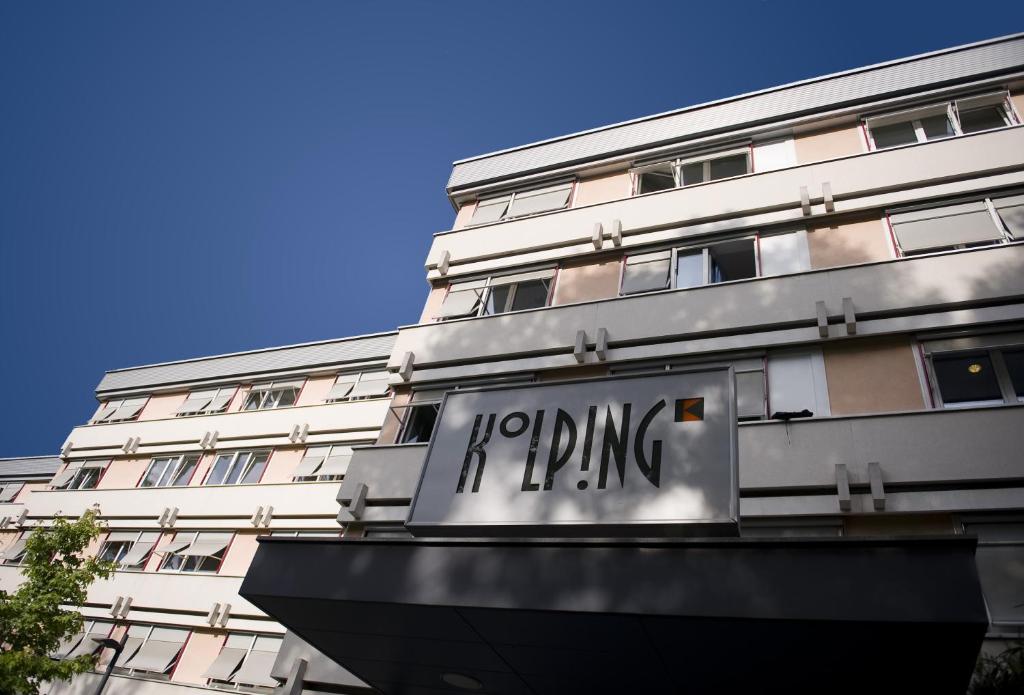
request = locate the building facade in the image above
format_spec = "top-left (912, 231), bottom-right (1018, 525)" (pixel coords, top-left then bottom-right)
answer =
top-left (2, 32), bottom-right (1023, 695)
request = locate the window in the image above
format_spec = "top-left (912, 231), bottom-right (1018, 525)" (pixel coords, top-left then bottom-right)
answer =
top-left (92, 397), bottom-right (148, 424)
top-left (620, 237), bottom-right (757, 296)
top-left (888, 195), bottom-right (1019, 256)
top-left (205, 633), bottom-right (282, 691)
top-left (961, 520), bottom-right (1024, 626)
top-left (0, 482), bottom-right (24, 503)
top-left (865, 93), bottom-right (1017, 150)
top-left (116, 625), bottom-right (189, 678)
top-left (632, 148), bottom-right (750, 195)
top-left (50, 460), bottom-right (108, 490)
top-left (205, 451), bottom-right (270, 486)
top-left (923, 335), bottom-right (1024, 408)
top-left (765, 350), bottom-right (831, 418)
top-left (436, 269), bottom-right (554, 321)
top-left (241, 381), bottom-right (302, 411)
top-left (1, 533), bottom-right (28, 565)
top-left (399, 404), bottom-right (440, 443)
top-left (292, 444), bottom-right (360, 481)
top-left (325, 371), bottom-right (390, 402)
top-left (97, 531), bottom-right (160, 570)
top-left (469, 181), bottom-right (573, 225)
top-left (140, 454), bottom-right (200, 488)
top-left (51, 619), bottom-right (114, 660)
top-left (158, 532), bottom-right (232, 573)
top-left (176, 387), bottom-right (236, 416)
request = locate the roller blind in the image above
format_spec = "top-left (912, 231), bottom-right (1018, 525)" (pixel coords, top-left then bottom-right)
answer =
top-left (178, 535), bottom-right (231, 558)
top-left (177, 391), bottom-right (215, 414)
top-left (52, 633), bottom-right (85, 659)
top-left (890, 201), bottom-right (1002, 252)
top-left (155, 539), bottom-right (192, 556)
top-left (349, 378), bottom-right (390, 399)
top-left (736, 371), bottom-right (766, 419)
top-left (436, 288), bottom-right (484, 319)
top-left (207, 393), bottom-right (233, 412)
top-left (202, 647), bottom-right (247, 681)
top-left (109, 398), bottom-right (147, 422)
top-left (621, 251), bottom-right (671, 295)
top-left (49, 470), bottom-right (76, 489)
top-left (993, 194), bottom-right (1024, 238)
top-left (506, 183), bottom-right (572, 218)
top-left (488, 269), bottom-right (554, 286)
top-left (3, 539), bottom-right (27, 561)
top-left (326, 374), bottom-right (358, 401)
top-left (319, 448), bottom-right (354, 476)
top-left (65, 632), bottom-right (109, 659)
top-left (121, 640), bottom-right (184, 672)
top-left (232, 649), bottom-right (279, 687)
top-left (469, 194), bottom-right (511, 224)
top-left (119, 541), bottom-right (156, 568)
top-left (293, 447), bottom-right (329, 477)
top-left (0, 483), bottom-right (23, 502)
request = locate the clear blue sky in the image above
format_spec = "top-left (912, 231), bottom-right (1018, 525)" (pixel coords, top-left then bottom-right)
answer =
top-left (1, 1), bottom-right (1021, 456)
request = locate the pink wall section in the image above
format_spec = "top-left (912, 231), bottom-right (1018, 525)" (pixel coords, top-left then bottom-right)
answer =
top-left (172, 629), bottom-right (224, 685)
top-left (452, 202), bottom-right (476, 230)
top-left (139, 392), bottom-right (188, 421)
top-left (190, 453), bottom-right (214, 486)
top-left (793, 124), bottom-right (865, 163)
top-left (99, 457), bottom-right (149, 489)
top-left (297, 375), bottom-right (335, 406)
top-left (227, 386), bottom-right (250, 413)
top-left (259, 448), bottom-right (303, 484)
top-left (1011, 90), bottom-right (1024, 121)
top-left (217, 531), bottom-right (264, 576)
top-left (13, 482), bottom-right (45, 502)
top-left (419, 283), bottom-right (448, 323)
top-left (573, 171), bottom-right (632, 207)
top-left (97, 624), bottom-right (126, 668)
top-left (144, 531), bottom-right (176, 572)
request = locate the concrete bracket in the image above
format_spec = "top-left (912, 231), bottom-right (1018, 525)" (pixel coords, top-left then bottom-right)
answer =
top-left (251, 506), bottom-right (264, 527)
top-left (262, 506), bottom-right (274, 527)
top-left (217, 603), bottom-right (231, 627)
top-left (209, 431), bottom-right (218, 449)
top-left (206, 602), bottom-right (221, 626)
top-left (200, 431), bottom-right (211, 449)
top-left (595, 328), bottom-right (609, 361)
top-left (592, 222), bottom-right (604, 249)
top-left (842, 297), bottom-right (857, 335)
top-left (815, 301), bottom-right (829, 338)
top-left (573, 330), bottom-right (587, 363)
top-left (800, 186), bottom-right (811, 216)
top-left (868, 462), bottom-right (886, 511)
top-left (822, 181), bottom-right (835, 213)
top-left (279, 657), bottom-right (309, 695)
top-left (399, 351), bottom-right (415, 382)
top-left (610, 219), bottom-right (622, 246)
top-left (167, 507), bottom-right (179, 527)
top-left (60, 441), bottom-right (73, 458)
top-left (835, 464), bottom-right (852, 512)
top-left (437, 249), bottom-right (451, 276)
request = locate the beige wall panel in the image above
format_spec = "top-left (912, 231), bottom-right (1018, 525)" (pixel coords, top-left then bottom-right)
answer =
top-left (552, 256), bottom-right (623, 306)
top-left (226, 386), bottom-right (250, 413)
top-left (844, 513), bottom-right (954, 536)
top-left (377, 392), bottom-right (410, 445)
top-left (171, 629), bottom-right (223, 685)
top-left (807, 215), bottom-right (893, 268)
top-left (99, 458), bottom-right (148, 489)
top-left (83, 534), bottom-right (104, 560)
top-left (822, 337), bottom-right (925, 415)
top-left (419, 283), bottom-right (448, 324)
top-left (143, 531), bottom-right (177, 571)
top-left (97, 624), bottom-right (127, 667)
top-left (573, 171), bottom-right (633, 207)
top-left (297, 375), bottom-right (335, 406)
top-left (452, 201), bottom-right (476, 230)
top-left (190, 453), bottom-right (214, 487)
top-left (14, 482), bottom-right (45, 502)
top-left (218, 532), bottom-right (262, 577)
top-left (1010, 90), bottom-right (1024, 120)
top-left (793, 123), bottom-right (865, 163)
top-left (139, 393), bottom-right (188, 421)
top-left (260, 448), bottom-right (303, 484)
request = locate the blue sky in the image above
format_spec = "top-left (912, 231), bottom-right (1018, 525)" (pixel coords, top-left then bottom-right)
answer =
top-left (1, 1), bottom-right (1022, 455)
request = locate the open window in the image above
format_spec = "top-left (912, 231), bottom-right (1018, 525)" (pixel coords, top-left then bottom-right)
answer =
top-left (1, 533), bottom-right (28, 566)
top-left (888, 194), bottom-right (1016, 256)
top-left (866, 93), bottom-right (1018, 150)
top-left (292, 444), bottom-right (361, 482)
top-left (176, 387), bottom-right (236, 416)
top-left (633, 161), bottom-right (676, 194)
top-left (242, 380), bottom-right (303, 411)
top-left (140, 454), bottom-right (199, 488)
top-left (620, 237), bottom-right (758, 296)
top-left (436, 269), bottom-right (554, 321)
top-left (92, 397), bottom-right (148, 424)
top-left (204, 450), bottom-right (270, 486)
top-left (50, 460), bottom-right (108, 490)
top-left (205, 633), bottom-right (283, 691)
top-left (157, 532), bottom-right (232, 574)
top-left (51, 619), bottom-right (114, 660)
top-left (469, 181), bottom-right (573, 225)
top-left (955, 93), bottom-right (1017, 134)
top-left (0, 482), bottom-right (24, 503)
top-left (326, 370), bottom-right (391, 402)
top-left (97, 531), bottom-right (160, 570)
top-left (631, 148), bottom-right (750, 196)
top-left (921, 334), bottom-right (1024, 408)
top-left (116, 625), bottom-right (189, 679)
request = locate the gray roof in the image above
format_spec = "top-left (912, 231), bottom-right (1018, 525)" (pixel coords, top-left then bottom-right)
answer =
top-left (96, 331), bottom-right (397, 396)
top-left (447, 33), bottom-right (1024, 191)
top-left (0, 456), bottom-right (61, 482)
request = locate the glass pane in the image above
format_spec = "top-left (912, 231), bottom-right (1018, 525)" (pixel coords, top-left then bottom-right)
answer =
top-left (708, 238), bottom-right (757, 283)
top-left (483, 285), bottom-right (511, 315)
top-left (958, 105), bottom-right (1007, 134)
top-left (919, 114), bottom-right (955, 141)
top-left (933, 353), bottom-right (1003, 405)
top-left (675, 250), bottom-right (704, 289)
top-left (242, 391), bottom-right (263, 411)
top-left (223, 454), bottom-right (246, 485)
top-left (870, 121), bottom-right (918, 149)
top-left (510, 279), bottom-right (550, 311)
top-left (680, 162), bottom-right (704, 186)
top-left (638, 171), bottom-right (675, 194)
top-left (276, 388), bottom-right (298, 407)
top-left (621, 258), bottom-right (671, 294)
top-left (401, 405), bottom-right (440, 444)
top-left (98, 542), bottom-right (128, 563)
top-left (708, 154), bottom-right (747, 181)
top-left (169, 457), bottom-right (198, 486)
top-left (1002, 349), bottom-right (1024, 398)
top-left (141, 459), bottom-right (169, 488)
top-left (206, 455), bottom-right (233, 485)
top-left (240, 453), bottom-right (269, 484)
top-left (74, 468), bottom-right (100, 490)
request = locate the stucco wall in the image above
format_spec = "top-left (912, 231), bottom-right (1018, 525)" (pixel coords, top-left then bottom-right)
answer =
top-left (452, 201), bottom-right (476, 230)
top-left (296, 375), bottom-right (335, 406)
top-left (807, 215), bottom-right (894, 269)
top-left (138, 393), bottom-right (188, 421)
top-left (99, 457), bottom-right (149, 489)
top-left (377, 391), bottom-right (410, 445)
top-left (573, 171), bottom-right (632, 207)
top-left (793, 123), bottom-right (865, 163)
top-left (822, 337), bottom-right (925, 415)
top-left (170, 629), bottom-right (223, 685)
top-left (259, 448), bottom-right (303, 484)
top-left (218, 531), bottom-right (262, 576)
top-left (419, 283), bottom-right (448, 323)
top-left (552, 255), bottom-right (623, 305)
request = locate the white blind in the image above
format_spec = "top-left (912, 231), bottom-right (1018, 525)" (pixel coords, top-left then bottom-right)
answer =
top-left (506, 183), bottom-right (572, 218)
top-left (994, 194), bottom-right (1024, 238)
top-left (890, 201), bottom-right (1001, 252)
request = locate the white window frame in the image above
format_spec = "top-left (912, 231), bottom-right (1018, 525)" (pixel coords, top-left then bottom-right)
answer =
top-left (619, 234), bottom-right (760, 296)
top-left (468, 180), bottom-right (575, 226)
top-left (158, 531), bottom-right (232, 574)
top-left (887, 194), bottom-right (1017, 257)
top-left (865, 92), bottom-right (1019, 151)
top-left (291, 443), bottom-right (366, 482)
top-left (630, 146), bottom-right (751, 196)
top-left (241, 381), bottom-right (303, 411)
top-left (96, 530), bottom-right (160, 570)
top-left (139, 454), bottom-right (200, 488)
top-left (268, 530), bottom-right (341, 537)
top-left (204, 450), bottom-right (271, 486)
top-left (325, 371), bottom-right (391, 403)
top-left (176, 386), bottom-right (237, 417)
top-left (393, 401), bottom-right (442, 444)
top-left (436, 268), bottom-right (556, 321)
top-left (207, 633), bottom-right (282, 692)
top-left (52, 460), bottom-right (109, 490)
top-left (920, 335), bottom-right (1024, 408)
top-left (115, 624), bottom-right (190, 679)
top-left (92, 396), bottom-right (149, 424)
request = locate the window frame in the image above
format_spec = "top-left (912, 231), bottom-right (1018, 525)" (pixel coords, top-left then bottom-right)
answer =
top-left (864, 92), bottom-right (1019, 151)
top-left (618, 234), bottom-right (761, 296)
top-left (203, 450), bottom-right (272, 486)
top-left (175, 386), bottom-right (238, 417)
top-left (158, 531), bottom-right (232, 574)
top-left (921, 337), bottom-right (1024, 408)
top-left (886, 193), bottom-right (1018, 257)
top-left (92, 396), bottom-right (149, 424)
top-left (139, 454), bottom-right (201, 488)
top-left (241, 380), bottom-right (304, 411)
top-left (325, 370), bottom-right (391, 403)
top-left (467, 179), bottom-right (575, 226)
top-left (52, 460), bottom-right (109, 490)
top-left (630, 145), bottom-right (752, 196)
top-left (207, 633), bottom-right (283, 692)
top-left (2, 532), bottom-right (29, 566)
top-left (114, 624), bottom-right (190, 679)
top-left (96, 530), bottom-right (160, 570)
top-left (291, 443), bottom-right (368, 482)
top-left (393, 401), bottom-right (442, 444)
top-left (436, 268), bottom-right (556, 321)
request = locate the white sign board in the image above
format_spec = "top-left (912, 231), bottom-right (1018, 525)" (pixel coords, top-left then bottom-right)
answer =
top-left (407, 369), bottom-right (738, 537)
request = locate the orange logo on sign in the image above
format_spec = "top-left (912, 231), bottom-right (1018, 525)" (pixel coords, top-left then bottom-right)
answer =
top-left (674, 398), bottom-right (704, 422)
